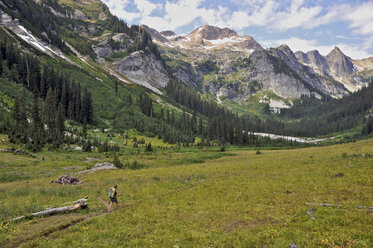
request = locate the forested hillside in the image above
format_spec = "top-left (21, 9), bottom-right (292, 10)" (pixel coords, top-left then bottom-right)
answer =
top-left (0, 0), bottom-right (372, 155)
top-left (279, 83), bottom-right (373, 136)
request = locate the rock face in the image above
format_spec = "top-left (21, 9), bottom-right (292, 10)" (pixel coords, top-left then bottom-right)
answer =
top-left (143, 24), bottom-right (372, 102)
top-left (114, 50), bottom-right (169, 94)
top-left (92, 40), bottom-right (113, 57)
top-left (295, 46), bottom-right (370, 92)
top-left (268, 45), bottom-right (347, 98)
top-left (143, 24), bottom-right (364, 102)
top-left (326, 47), bottom-right (355, 80)
top-left (160, 30), bottom-right (176, 37)
top-left (142, 24), bottom-right (263, 53)
top-left (188, 25), bottom-right (237, 41)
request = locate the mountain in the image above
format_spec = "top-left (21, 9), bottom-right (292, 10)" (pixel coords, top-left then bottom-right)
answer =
top-left (0, 0), bottom-right (168, 94)
top-left (142, 24), bottom-right (263, 52)
top-left (296, 47), bottom-right (373, 92)
top-left (144, 24), bottom-right (372, 110)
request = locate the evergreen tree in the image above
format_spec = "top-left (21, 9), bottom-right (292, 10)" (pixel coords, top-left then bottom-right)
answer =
top-left (114, 80), bottom-right (118, 96)
top-left (29, 93), bottom-right (44, 151)
top-left (56, 103), bottom-right (65, 143)
top-left (44, 87), bottom-right (56, 133)
top-left (12, 98), bottom-right (21, 127)
top-left (0, 56), bottom-right (3, 77)
top-left (31, 93), bottom-right (42, 133)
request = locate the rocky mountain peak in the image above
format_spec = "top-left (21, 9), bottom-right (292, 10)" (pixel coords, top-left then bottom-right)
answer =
top-left (160, 30), bottom-right (177, 37)
top-left (140, 25), bottom-right (168, 43)
top-left (274, 44), bottom-right (294, 56)
top-left (327, 46), bottom-right (344, 57)
top-left (188, 25), bottom-right (237, 41)
top-left (325, 46), bottom-right (355, 88)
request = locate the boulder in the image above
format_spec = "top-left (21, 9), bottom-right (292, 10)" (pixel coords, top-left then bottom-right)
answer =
top-left (50, 175), bottom-right (82, 185)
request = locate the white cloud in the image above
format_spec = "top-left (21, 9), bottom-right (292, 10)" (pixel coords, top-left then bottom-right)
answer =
top-left (103, 0), bottom-right (373, 35)
top-left (261, 37), bottom-right (371, 59)
top-left (103, 0), bottom-right (160, 22)
top-left (102, 0), bottom-right (373, 58)
top-left (345, 2), bottom-right (373, 35)
top-left (141, 0), bottom-right (231, 32)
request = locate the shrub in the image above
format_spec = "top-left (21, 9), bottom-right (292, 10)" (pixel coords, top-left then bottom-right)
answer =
top-left (256, 150), bottom-right (262, 155)
top-left (113, 154), bottom-right (123, 169)
top-left (125, 160), bottom-right (148, 170)
top-left (145, 143), bottom-right (153, 152)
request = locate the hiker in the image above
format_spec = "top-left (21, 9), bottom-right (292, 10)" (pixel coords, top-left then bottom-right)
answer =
top-left (108, 185), bottom-right (118, 212)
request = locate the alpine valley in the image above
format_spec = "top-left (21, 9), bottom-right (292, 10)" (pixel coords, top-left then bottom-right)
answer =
top-left (0, 0), bottom-right (372, 246)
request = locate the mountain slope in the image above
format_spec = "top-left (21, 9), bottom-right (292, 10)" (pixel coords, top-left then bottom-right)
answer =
top-left (145, 24), bottom-right (372, 106)
top-left (0, 0), bottom-right (169, 94)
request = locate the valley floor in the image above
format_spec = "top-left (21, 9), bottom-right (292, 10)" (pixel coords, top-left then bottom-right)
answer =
top-left (0, 139), bottom-right (372, 247)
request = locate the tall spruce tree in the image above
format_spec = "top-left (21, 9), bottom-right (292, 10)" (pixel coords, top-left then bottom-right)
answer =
top-left (0, 54), bottom-right (3, 77)
top-left (44, 87), bottom-right (56, 133)
top-left (29, 93), bottom-right (44, 151)
top-left (56, 103), bottom-right (65, 144)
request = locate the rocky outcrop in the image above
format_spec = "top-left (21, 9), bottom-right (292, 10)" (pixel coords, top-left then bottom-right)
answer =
top-left (295, 46), bottom-right (371, 92)
top-left (188, 25), bottom-right (237, 41)
top-left (160, 30), bottom-right (177, 37)
top-left (268, 45), bottom-right (348, 98)
top-left (92, 40), bottom-right (113, 57)
top-left (114, 50), bottom-right (169, 93)
top-left (295, 50), bottom-right (330, 75)
top-left (141, 25), bottom-right (168, 43)
top-left (326, 47), bottom-right (355, 80)
top-left (143, 24), bottom-right (262, 53)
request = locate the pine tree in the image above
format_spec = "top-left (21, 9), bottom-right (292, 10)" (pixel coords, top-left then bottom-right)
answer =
top-left (29, 93), bottom-right (44, 151)
top-left (114, 80), bottom-right (118, 96)
top-left (31, 93), bottom-right (42, 133)
top-left (12, 98), bottom-right (21, 127)
top-left (56, 103), bottom-right (65, 143)
top-left (81, 87), bottom-right (93, 124)
top-left (0, 55), bottom-right (3, 77)
top-left (19, 90), bottom-right (28, 128)
top-left (44, 87), bottom-right (56, 132)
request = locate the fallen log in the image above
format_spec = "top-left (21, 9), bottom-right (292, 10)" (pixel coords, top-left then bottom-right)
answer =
top-left (11, 197), bottom-right (89, 221)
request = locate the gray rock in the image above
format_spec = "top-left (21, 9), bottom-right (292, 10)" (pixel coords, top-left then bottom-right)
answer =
top-left (114, 50), bottom-right (169, 93)
top-left (50, 175), bottom-right (82, 185)
top-left (13, 149), bottom-right (28, 155)
top-left (79, 162), bottom-right (118, 174)
top-left (92, 40), bottom-right (113, 58)
top-left (289, 243), bottom-right (298, 248)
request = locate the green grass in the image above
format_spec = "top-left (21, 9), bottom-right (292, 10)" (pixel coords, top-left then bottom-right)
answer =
top-left (0, 137), bottom-right (372, 247)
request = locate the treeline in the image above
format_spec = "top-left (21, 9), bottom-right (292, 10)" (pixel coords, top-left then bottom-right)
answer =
top-left (0, 40), bottom-right (93, 124)
top-left (165, 79), bottom-right (297, 146)
top-left (0, 40), bottom-right (95, 151)
top-left (279, 83), bottom-right (373, 136)
top-left (0, 0), bottom-right (70, 54)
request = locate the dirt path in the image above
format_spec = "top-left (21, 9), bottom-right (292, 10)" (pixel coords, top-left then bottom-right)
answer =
top-left (8, 183), bottom-right (200, 247)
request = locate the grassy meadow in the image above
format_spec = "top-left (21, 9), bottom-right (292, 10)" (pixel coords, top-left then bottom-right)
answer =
top-left (0, 137), bottom-right (372, 247)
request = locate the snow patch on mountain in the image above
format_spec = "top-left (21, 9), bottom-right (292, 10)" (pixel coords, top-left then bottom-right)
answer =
top-left (17, 25), bottom-right (69, 61)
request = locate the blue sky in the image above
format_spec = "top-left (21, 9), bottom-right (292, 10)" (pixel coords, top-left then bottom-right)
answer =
top-left (102, 0), bottom-right (373, 59)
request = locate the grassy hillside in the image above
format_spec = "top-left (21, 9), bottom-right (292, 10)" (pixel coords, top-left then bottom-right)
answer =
top-left (0, 138), bottom-right (372, 247)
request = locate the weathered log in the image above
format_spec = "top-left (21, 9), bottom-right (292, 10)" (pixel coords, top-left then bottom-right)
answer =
top-left (11, 197), bottom-right (88, 221)
top-left (63, 196), bottom-right (88, 205)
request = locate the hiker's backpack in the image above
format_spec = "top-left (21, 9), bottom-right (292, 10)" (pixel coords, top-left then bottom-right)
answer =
top-left (109, 187), bottom-right (115, 198)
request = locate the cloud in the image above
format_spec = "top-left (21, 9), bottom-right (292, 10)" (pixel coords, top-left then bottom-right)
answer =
top-left (103, 0), bottom-right (160, 22)
top-left (102, 0), bottom-right (373, 58)
top-left (261, 37), bottom-right (371, 59)
top-left (345, 1), bottom-right (373, 35)
top-left (103, 0), bottom-right (373, 35)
